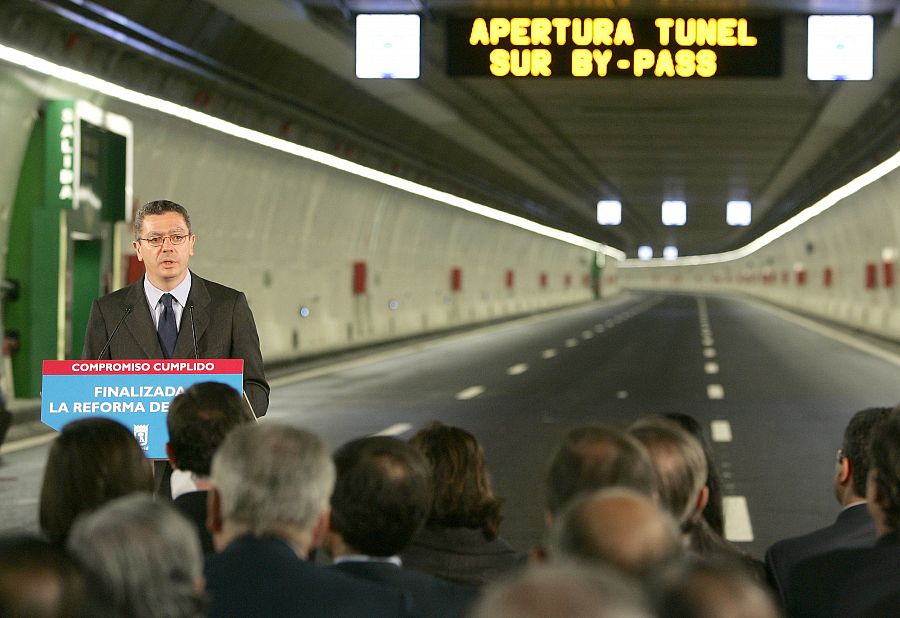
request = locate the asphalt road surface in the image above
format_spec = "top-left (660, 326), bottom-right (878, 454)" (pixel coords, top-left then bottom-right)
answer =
top-left (2, 292), bottom-right (898, 560)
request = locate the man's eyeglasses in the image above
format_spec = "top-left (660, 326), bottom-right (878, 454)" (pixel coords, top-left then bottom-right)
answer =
top-left (138, 234), bottom-right (189, 247)
top-left (836, 448), bottom-right (845, 463)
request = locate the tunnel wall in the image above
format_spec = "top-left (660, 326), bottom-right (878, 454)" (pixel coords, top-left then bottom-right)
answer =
top-left (619, 162), bottom-right (900, 341)
top-left (0, 65), bottom-right (616, 366)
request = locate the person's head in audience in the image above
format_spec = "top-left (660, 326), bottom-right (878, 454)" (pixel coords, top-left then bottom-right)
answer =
top-left (208, 423), bottom-right (335, 555)
top-left (0, 534), bottom-right (99, 617)
top-left (545, 425), bottom-right (657, 520)
top-left (326, 436), bottom-right (432, 557)
top-left (655, 557), bottom-right (779, 618)
top-left (547, 488), bottom-right (682, 579)
top-left (835, 407), bottom-right (892, 507)
top-left (470, 563), bottom-right (653, 618)
top-left (630, 417), bottom-right (708, 531)
top-left (67, 494), bottom-right (203, 618)
top-left (409, 421), bottom-right (503, 539)
top-left (39, 418), bottom-right (153, 545)
top-left (866, 407), bottom-right (900, 536)
top-left (166, 382), bottom-right (248, 477)
top-left (664, 413), bottom-right (725, 537)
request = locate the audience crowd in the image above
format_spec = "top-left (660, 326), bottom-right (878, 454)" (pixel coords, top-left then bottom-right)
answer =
top-left (1, 384), bottom-right (898, 617)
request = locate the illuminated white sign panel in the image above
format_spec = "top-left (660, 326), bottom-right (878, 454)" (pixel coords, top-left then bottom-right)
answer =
top-left (58, 106), bottom-right (75, 202)
top-left (807, 15), bottom-right (873, 81)
top-left (356, 14), bottom-right (421, 79)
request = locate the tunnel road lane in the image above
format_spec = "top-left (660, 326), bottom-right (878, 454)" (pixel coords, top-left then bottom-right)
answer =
top-left (1, 292), bottom-right (898, 559)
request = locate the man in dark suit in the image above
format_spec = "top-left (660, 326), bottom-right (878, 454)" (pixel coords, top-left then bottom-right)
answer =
top-left (81, 199), bottom-right (268, 418)
top-left (766, 407), bottom-right (889, 606)
top-left (325, 436), bottom-right (478, 618)
top-left (205, 424), bottom-right (408, 617)
top-left (165, 381), bottom-right (249, 555)
top-left (786, 407), bottom-right (900, 617)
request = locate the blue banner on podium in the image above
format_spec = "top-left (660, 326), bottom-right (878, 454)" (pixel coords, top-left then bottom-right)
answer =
top-left (42, 359), bottom-right (244, 458)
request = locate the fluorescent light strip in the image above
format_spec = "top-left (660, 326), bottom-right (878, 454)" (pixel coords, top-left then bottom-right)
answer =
top-left (623, 149), bottom-right (900, 268)
top-left (0, 43), bottom-right (625, 261)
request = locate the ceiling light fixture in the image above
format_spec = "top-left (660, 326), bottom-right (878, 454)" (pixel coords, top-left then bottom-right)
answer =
top-left (0, 43), bottom-right (627, 261)
top-left (661, 200), bottom-right (687, 226)
top-left (622, 149), bottom-right (900, 267)
top-left (596, 200), bottom-right (622, 225)
top-left (726, 200), bottom-right (752, 226)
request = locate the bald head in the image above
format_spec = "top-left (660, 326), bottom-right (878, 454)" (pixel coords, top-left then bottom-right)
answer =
top-left (546, 425), bottom-right (657, 516)
top-left (549, 488), bottom-right (682, 578)
top-left (471, 564), bottom-right (652, 618)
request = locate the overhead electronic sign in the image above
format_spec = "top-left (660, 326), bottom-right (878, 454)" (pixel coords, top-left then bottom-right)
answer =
top-left (447, 17), bottom-right (782, 78)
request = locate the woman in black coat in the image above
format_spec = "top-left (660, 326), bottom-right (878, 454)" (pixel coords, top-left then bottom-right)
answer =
top-left (402, 422), bottom-right (524, 586)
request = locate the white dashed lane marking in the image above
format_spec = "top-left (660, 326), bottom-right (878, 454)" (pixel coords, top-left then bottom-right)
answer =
top-left (704, 362), bottom-right (719, 375)
top-left (455, 386), bottom-right (485, 400)
top-left (594, 324), bottom-right (605, 333)
top-left (564, 338), bottom-right (579, 348)
top-left (707, 384), bottom-right (725, 400)
top-left (616, 390), bottom-right (628, 399)
top-left (507, 363), bottom-right (529, 376)
top-left (710, 420), bottom-right (733, 442)
top-left (723, 496), bottom-right (754, 542)
top-left (703, 348), bottom-right (717, 358)
top-left (541, 349), bottom-right (558, 359)
top-left (581, 330), bottom-right (594, 340)
top-left (373, 423), bottom-right (413, 437)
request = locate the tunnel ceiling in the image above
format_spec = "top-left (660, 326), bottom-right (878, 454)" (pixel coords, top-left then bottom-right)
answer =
top-left (7, 0), bottom-right (899, 258)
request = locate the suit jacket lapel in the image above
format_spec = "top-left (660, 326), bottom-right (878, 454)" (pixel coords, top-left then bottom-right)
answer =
top-left (123, 279), bottom-right (165, 359)
top-left (173, 272), bottom-right (210, 358)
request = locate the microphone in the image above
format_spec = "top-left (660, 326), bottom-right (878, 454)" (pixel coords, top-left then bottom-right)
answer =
top-left (97, 305), bottom-right (133, 360)
top-left (188, 304), bottom-right (199, 359)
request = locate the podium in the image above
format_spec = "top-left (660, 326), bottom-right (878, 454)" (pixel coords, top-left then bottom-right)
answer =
top-left (41, 359), bottom-right (244, 458)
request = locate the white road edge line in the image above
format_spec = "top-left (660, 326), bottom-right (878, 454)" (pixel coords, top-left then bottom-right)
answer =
top-left (749, 299), bottom-right (900, 368)
top-left (723, 496), bottom-right (754, 542)
top-left (507, 363), bottom-right (529, 376)
top-left (373, 423), bottom-right (413, 437)
top-left (707, 384), bottom-right (725, 400)
top-left (710, 420), bottom-right (733, 442)
top-left (0, 431), bottom-right (56, 455)
top-left (456, 386), bottom-right (485, 400)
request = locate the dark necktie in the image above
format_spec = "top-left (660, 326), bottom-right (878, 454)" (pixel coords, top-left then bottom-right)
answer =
top-left (157, 293), bottom-right (177, 359)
